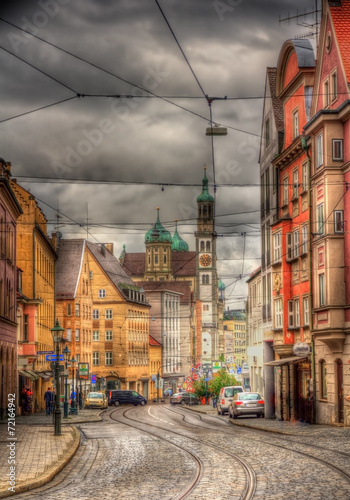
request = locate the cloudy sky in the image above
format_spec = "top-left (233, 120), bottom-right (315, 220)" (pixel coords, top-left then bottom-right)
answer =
top-left (0, 0), bottom-right (317, 307)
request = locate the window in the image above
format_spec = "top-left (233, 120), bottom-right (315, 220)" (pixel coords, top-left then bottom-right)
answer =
top-left (66, 328), bottom-right (72, 342)
top-left (105, 309), bottom-right (113, 319)
top-left (293, 229), bottom-right (299, 259)
top-left (202, 274), bottom-right (209, 284)
top-left (24, 314), bottom-right (29, 342)
top-left (200, 241), bottom-right (205, 251)
top-left (93, 330), bottom-right (99, 341)
top-left (316, 133), bottom-right (323, 168)
top-left (163, 255), bottom-right (167, 264)
top-left (320, 360), bottom-right (327, 399)
top-left (292, 169), bottom-right (299, 199)
top-left (323, 79), bottom-right (329, 107)
top-left (319, 274), bottom-right (325, 306)
top-left (283, 176), bottom-right (289, 206)
top-left (331, 71), bottom-right (337, 101)
top-left (273, 232), bottom-right (282, 263)
top-left (293, 109), bottom-right (299, 139)
top-left (75, 329), bottom-right (80, 341)
top-left (286, 233), bottom-right (292, 262)
top-left (155, 255), bottom-right (158, 264)
top-left (206, 241), bottom-right (210, 251)
top-left (66, 303), bottom-right (72, 316)
top-left (302, 162), bottom-right (308, 192)
top-left (294, 299), bottom-right (300, 328)
top-left (265, 117), bottom-right (270, 146)
top-left (105, 352), bottom-right (113, 365)
top-left (275, 299), bottom-right (283, 329)
top-left (332, 139), bottom-right (343, 160)
top-left (105, 330), bottom-right (113, 341)
top-left (334, 210), bottom-right (344, 233)
top-left (317, 204), bottom-right (325, 236)
top-left (98, 289), bottom-right (106, 298)
top-left (93, 309), bottom-right (99, 319)
top-left (89, 271), bottom-right (93, 279)
top-left (301, 225), bottom-right (308, 255)
top-left (93, 352), bottom-right (99, 365)
top-left (303, 297), bottom-right (309, 326)
top-left (75, 303), bottom-right (80, 317)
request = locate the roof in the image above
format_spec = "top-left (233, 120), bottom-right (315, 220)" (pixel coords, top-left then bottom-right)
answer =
top-left (86, 241), bottom-right (147, 303)
top-left (122, 250), bottom-right (197, 278)
top-left (330, 1), bottom-right (350, 83)
top-left (149, 335), bottom-right (162, 347)
top-left (56, 239), bottom-right (85, 299)
top-left (290, 39), bottom-right (315, 68)
top-left (224, 309), bottom-right (246, 321)
top-left (135, 280), bottom-right (192, 305)
top-left (171, 220), bottom-right (189, 252)
top-left (267, 67), bottom-right (284, 132)
top-left (197, 167), bottom-right (214, 203)
top-left (145, 208), bottom-right (172, 244)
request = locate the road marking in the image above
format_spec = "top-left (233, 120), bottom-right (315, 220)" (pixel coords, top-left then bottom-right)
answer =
top-left (148, 407), bottom-right (174, 425)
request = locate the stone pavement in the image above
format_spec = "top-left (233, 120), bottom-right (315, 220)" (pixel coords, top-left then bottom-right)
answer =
top-left (1, 403), bottom-right (349, 499)
top-left (0, 408), bottom-right (104, 498)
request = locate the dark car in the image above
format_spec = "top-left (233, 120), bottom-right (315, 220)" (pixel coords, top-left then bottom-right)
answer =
top-left (170, 392), bottom-right (200, 406)
top-left (108, 390), bottom-right (147, 407)
top-left (228, 392), bottom-right (264, 419)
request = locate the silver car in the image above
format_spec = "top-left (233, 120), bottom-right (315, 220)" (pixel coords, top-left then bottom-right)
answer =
top-left (228, 392), bottom-right (264, 419)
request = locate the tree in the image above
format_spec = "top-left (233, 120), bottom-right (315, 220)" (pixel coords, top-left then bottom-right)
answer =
top-left (208, 369), bottom-right (239, 397)
top-left (192, 377), bottom-right (208, 398)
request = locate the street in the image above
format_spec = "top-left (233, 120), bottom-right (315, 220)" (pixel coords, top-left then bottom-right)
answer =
top-left (11, 405), bottom-right (350, 500)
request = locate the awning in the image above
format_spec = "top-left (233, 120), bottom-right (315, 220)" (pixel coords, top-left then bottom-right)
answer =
top-left (264, 356), bottom-right (309, 366)
top-left (36, 371), bottom-right (52, 380)
top-left (19, 370), bottom-right (38, 381)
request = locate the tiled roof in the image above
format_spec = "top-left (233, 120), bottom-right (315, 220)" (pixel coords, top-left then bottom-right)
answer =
top-left (56, 239), bottom-right (85, 299)
top-left (86, 242), bottom-right (143, 300)
top-left (330, 2), bottom-right (350, 83)
top-left (267, 67), bottom-right (284, 131)
top-left (149, 335), bottom-right (162, 347)
top-left (122, 251), bottom-right (197, 278)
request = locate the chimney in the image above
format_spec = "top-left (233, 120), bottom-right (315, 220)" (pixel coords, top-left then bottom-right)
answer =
top-left (105, 243), bottom-right (114, 255)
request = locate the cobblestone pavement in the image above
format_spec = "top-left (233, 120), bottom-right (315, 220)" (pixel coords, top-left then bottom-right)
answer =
top-left (1, 404), bottom-right (350, 499)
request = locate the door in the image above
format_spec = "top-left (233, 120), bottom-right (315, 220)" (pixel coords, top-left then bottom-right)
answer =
top-left (337, 359), bottom-right (344, 423)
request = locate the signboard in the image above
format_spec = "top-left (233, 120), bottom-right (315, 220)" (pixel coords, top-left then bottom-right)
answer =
top-left (237, 366), bottom-right (242, 374)
top-left (212, 361), bottom-right (222, 374)
top-left (79, 363), bottom-right (89, 379)
top-left (293, 342), bottom-right (311, 357)
top-left (187, 385), bottom-right (195, 393)
top-left (91, 374), bottom-right (97, 384)
top-left (186, 376), bottom-right (192, 384)
top-left (37, 351), bottom-right (54, 355)
top-left (46, 354), bottom-right (63, 361)
top-left (193, 373), bottom-right (198, 381)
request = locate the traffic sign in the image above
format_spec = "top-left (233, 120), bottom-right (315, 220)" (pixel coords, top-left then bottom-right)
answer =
top-left (187, 385), bottom-right (195, 393)
top-left (37, 351), bottom-right (54, 355)
top-left (193, 373), bottom-right (198, 380)
top-left (186, 376), bottom-right (192, 384)
top-left (46, 354), bottom-right (63, 361)
top-left (91, 375), bottom-right (97, 384)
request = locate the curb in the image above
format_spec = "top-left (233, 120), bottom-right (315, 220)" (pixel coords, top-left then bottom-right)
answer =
top-left (228, 419), bottom-right (295, 435)
top-left (0, 425), bottom-right (80, 499)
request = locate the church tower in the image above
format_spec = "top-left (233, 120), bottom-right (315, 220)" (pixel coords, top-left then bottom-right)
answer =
top-left (195, 167), bottom-right (218, 365)
top-left (144, 207), bottom-right (173, 281)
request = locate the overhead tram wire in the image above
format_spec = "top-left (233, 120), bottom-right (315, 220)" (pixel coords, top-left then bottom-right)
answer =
top-left (0, 96), bottom-right (78, 124)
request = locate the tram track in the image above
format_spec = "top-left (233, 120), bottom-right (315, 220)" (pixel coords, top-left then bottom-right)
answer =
top-left (106, 406), bottom-right (257, 499)
top-left (164, 405), bottom-right (350, 486)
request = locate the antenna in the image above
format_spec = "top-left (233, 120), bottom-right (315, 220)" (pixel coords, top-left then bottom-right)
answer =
top-left (279, 1), bottom-right (321, 45)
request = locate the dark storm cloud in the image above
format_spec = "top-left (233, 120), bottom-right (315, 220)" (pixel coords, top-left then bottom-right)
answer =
top-left (0, 0), bottom-right (317, 302)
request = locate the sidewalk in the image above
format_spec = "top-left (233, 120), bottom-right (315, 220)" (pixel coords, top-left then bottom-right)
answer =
top-left (0, 408), bottom-right (104, 498)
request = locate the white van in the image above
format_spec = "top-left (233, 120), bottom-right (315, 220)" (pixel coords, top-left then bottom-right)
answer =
top-left (217, 386), bottom-right (244, 415)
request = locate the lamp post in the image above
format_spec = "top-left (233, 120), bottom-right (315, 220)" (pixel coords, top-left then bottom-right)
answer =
top-left (63, 345), bottom-right (70, 418)
top-left (70, 357), bottom-right (77, 413)
top-left (50, 319), bottom-right (64, 436)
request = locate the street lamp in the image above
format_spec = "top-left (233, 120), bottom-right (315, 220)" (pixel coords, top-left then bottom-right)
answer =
top-left (50, 319), bottom-right (64, 436)
top-left (70, 357), bottom-right (77, 414)
top-left (62, 345), bottom-right (70, 418)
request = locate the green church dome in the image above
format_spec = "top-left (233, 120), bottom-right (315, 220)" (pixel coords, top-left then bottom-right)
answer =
top-left (145, 208), bottom-right (172, 244)
top-left (218, 279), bottom-right (225, 291)
top-left (171, 220), bottom-right (189, 252)
top-left (197, 167), bottom-right (214, 203)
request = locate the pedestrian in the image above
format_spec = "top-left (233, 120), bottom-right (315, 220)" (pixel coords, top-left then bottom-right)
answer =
top-left (44, 387), bottom-right (53, 415)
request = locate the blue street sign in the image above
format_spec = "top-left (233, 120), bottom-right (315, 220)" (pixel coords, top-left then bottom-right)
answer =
top-left (46, 354), bottom-right (63, 361)
top-left (204, 378), bottom-right (210, 381)
top-left (37, 351), bottom-right (54, 355)
top-left (237, 367), bottom-right (242, 374)
top-left (91, 375), bottom-right (97, 384)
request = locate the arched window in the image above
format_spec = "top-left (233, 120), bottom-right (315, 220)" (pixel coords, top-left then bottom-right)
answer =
top-left (320, 360), bottom-right (327, 399)
top-left (206, 241), bottom-right (210, 251)
top-left (200, 241), bottom-right (205, 251)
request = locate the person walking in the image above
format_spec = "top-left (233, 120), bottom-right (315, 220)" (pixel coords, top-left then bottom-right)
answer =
top-left (44, 387), bottom-right (53, 415)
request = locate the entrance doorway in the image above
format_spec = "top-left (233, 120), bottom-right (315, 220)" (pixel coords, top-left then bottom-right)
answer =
top-left (337, 359), bottom-right (344, 423)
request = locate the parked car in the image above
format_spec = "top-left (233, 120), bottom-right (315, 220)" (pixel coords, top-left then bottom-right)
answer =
top-left (84, 392), bottom-right (108, 409)
top-left (228, 392), bottom-right (264, 419)
top-left (108, 390), bottom-right (147, 407)
top-left (217, 386), bottom-right (244, 415)
top-left (170, 392), bottom-right (200, 406)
